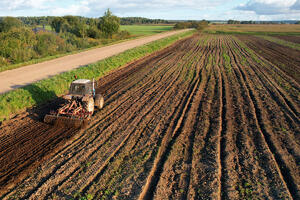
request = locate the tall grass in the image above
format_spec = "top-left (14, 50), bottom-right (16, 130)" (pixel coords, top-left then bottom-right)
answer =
top-left (0, 30), bottom-right (194, 121)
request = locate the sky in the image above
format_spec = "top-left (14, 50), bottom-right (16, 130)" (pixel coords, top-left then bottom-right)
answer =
top-left (0, 0), bottom-right (300, 21)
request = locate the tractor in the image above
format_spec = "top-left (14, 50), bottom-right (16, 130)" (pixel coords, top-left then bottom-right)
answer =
top-left (44, 79), bottom-right (104, 128)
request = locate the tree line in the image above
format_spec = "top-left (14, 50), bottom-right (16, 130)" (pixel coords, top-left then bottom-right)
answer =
top-left (120, 17), bottom-right (171, 25)
top-left (174, 20), bottom-right (209, 31)
top-left (0, 9), bottom-right (130, 67)
top-left (0, 16), bottom-right (172, 27)
top-left (227, 20), bottom-right (300, 24)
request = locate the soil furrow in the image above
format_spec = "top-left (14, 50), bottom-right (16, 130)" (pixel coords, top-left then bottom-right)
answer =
top-left (138, 67), bottom-right (201, 199)
top-left (228, 37), bottom-right (299, 199)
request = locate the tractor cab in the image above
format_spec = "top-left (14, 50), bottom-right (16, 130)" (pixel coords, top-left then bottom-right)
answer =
top-left (69, 79), bottom-right (94, 96)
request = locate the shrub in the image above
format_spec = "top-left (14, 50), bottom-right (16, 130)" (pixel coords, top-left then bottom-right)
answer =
top-left (87, 26), bottom-right (102, 39)
top-left (0, 17), bottom-right (23, 32)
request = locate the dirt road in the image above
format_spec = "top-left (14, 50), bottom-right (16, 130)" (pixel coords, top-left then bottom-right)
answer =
top-left (0, 34), bottom-right (299, 199)
top-left (0, 29), bottom-right (189, 94)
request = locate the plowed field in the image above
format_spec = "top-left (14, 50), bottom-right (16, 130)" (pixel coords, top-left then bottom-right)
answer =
top-left (274, 35), bottom-right (300, 44)
top-left (0, 34), bottom-right (299, 200)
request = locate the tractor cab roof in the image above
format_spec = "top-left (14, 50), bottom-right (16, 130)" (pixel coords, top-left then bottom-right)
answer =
top-left (69, 79), bottom-right (93, 95)
top-left (72, 79), bottom-right (91, 84)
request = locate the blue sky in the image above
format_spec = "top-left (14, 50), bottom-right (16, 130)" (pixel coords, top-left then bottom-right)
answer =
top-left (0, 0), bottom-right (300, 20)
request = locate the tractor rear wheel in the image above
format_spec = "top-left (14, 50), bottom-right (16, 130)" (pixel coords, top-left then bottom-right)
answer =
top-left (83, 98), bottom-right (94, 115)
top-left (95, 94), bottom-right (104, 109)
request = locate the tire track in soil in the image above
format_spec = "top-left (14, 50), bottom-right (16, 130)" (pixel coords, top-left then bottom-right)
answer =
top-left (153, 37), bottom-right (216, 200)
top-left (150, 39), bottom-right (209, 198)
top-left (183, 36), bottom-right (225, 200)
top-left (231, 38), bottom-right (300, 124)
top-left (138, 40), bottom-right (204, 199)
top-left (179, 40), bottom-right (217, 200)
top-left (233, 37), bottom-right (300, 164)
top-left (221, 35), bottom-right (277, 199)
top-left (224, 36), bottom-right (293, 199)
top-left (139, 78), bottom-right (200, 200)
top-left (236, 35), bottom-right (300, 83)
top-left (217, 38), bottom-right (242, 199)
top-left (231, 37), bottom-right (300, 107)
top-left (228, 37), bottom-right (299, 199)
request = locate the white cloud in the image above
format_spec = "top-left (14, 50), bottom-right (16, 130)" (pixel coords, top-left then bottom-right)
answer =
top-left (1, 0), bottom-right (299, 20)
top-left (236, 0), bottom-right (300, 15)
top-left (50, 3), bottom-right (90, 16)
top-left (0, 0), bottom-right (51, 11)
top-left (76, 0), bottom-right (226, 17)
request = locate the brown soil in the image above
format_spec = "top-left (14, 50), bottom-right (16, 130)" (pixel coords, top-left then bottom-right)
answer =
top-left (274, 35), bottom-right (300, 44)
top-left (0, 34), bottom-right (299, 200)
top-left (236, 35), bottom-right (300, 83)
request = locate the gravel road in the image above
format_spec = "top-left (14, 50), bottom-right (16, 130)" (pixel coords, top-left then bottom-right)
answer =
top-left (0, 29), bottom-right (189, 94)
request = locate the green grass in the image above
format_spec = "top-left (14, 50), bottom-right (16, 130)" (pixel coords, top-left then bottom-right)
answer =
top-left (257, 35), bottom-right (300, 51)
top-left (222, 52), bottom-right (232, 72)
top-left (0, 30), bottom-right (195, 122)
top-left (120, 25), bottom-right (174, 36)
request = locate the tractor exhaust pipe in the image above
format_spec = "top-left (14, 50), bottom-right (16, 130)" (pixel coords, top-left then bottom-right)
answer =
top-left (92, 78), bottom-right (95, 97)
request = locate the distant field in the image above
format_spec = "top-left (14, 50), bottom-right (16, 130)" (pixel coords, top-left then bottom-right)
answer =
top-left (205, 24), bottom-right (300, 35)
top-left (36, 25), bottom-right (52, 31)
top-left (37, 25), bottom-right (174, 36)
top-left (120, 25), bottom-right (174, 36)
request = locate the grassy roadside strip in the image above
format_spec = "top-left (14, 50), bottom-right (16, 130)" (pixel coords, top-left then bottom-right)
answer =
top-left (256, 35), bottom-right (300, 51)
top-left (0, 30), bottom-right (195, 122)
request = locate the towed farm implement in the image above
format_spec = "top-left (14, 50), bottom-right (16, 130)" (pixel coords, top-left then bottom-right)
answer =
top-left (44, 79), bottom-right (104, 128)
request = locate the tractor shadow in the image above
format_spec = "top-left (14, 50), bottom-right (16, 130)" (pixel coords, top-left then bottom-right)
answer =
top-left (19, 85), bottom-right (65, 122)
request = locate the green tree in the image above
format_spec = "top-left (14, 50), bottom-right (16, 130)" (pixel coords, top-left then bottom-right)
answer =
top-left (98, 9), bottom-right (120, 38)
top-left (51, 17), bottom-right (68, 33)
top-left (51, 16), bottom-right (87, 38)
top-left (228, 19), bottom-right (240, 24)
top-left (0, 17), bottom-right (23, 32)
top-left (87, 26), bottom-right (102, 39)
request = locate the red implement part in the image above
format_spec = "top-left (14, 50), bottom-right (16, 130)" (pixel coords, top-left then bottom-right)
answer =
top-left (44, 99), bottom-right (92, 128)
